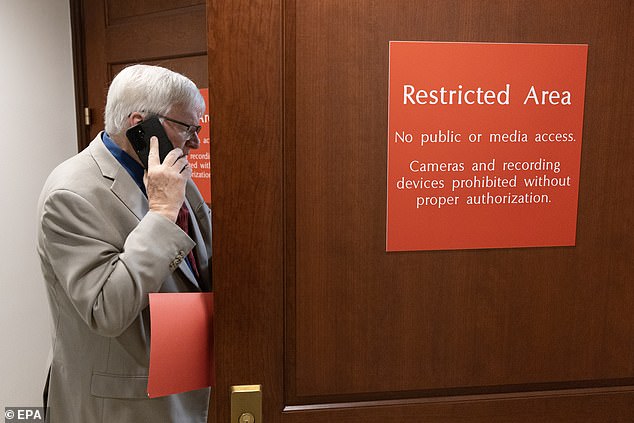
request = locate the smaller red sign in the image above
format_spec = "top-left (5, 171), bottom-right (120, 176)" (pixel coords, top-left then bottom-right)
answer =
top-left (190, 88), bottom-right (211, 203)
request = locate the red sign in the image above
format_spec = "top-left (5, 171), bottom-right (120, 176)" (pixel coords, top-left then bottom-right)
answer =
top-left (386, 42), bottom-right (588, 251)
top-left (190, 88), bottom-right (211, 203)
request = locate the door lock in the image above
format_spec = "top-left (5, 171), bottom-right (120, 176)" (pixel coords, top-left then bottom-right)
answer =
top-left (239, 413), bottom-right (255, 423)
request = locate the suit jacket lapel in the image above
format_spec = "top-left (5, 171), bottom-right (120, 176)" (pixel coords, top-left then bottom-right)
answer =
top-left (182, 197), bottom-right (210, 290)
top-left (89, 134), bottom-right (148, 221)
top-left (176, 250), bottom-right (200, 290)
top-left (110, 170), bottom-right (148, 221)
top-left (174, 199), bottom-right (201, 290)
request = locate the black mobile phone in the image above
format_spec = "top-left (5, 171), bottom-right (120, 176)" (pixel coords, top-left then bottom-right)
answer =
top-left (125, 116), bottom-right (174, 169)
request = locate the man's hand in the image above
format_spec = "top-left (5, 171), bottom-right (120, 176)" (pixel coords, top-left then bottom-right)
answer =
top-left (145, 136), bottom-right (192, 222)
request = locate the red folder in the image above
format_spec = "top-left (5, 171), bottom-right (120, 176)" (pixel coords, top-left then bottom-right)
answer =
top-left (148, 292), bottom-right (214, 398)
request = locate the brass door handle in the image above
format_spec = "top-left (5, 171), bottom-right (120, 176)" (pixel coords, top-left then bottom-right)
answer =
top-left (231, 385), bottom-right (262, 423)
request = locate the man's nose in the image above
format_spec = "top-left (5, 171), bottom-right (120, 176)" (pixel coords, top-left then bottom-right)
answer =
top-left (186, 132), bottom-right (201, 149)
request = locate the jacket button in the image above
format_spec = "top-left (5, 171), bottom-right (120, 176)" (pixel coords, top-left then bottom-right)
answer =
top-left (169, 251), bottom-right (186, 271)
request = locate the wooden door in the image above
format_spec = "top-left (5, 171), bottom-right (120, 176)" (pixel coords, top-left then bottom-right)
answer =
top-left (73, 0), bottom-right (208, 150)
top-left (209, 0), bottom-right (634, 422)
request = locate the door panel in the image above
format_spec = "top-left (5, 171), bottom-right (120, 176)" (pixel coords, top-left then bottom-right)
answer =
top-left (291, 1), bottom-right (633, 402)
top-left (209, 0), bottom-right (634, 422)
top-left (106, 0), bottom-right (203, 21)
top-left (76, 0), bottom-right (207, 149)
top-left (110, 55), bottom-right (208, 90)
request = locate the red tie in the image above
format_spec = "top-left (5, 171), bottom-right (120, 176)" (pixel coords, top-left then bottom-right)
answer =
top-left (176, 203), bottom-right (200, 280)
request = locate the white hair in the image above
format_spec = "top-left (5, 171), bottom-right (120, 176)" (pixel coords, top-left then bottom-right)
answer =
top-left (104, 64), bottom-right (205, 136)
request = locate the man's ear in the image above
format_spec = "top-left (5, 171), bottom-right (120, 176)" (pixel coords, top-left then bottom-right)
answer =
top-left (128, 112), bottom-right (144, 126)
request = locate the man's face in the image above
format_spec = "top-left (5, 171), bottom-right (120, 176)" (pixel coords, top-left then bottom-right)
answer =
top-left (160, 104), bottom-right (201, 155)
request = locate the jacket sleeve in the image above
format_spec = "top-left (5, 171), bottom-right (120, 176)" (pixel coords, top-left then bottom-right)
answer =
top-left (38, 188), bottom-right (195, 337)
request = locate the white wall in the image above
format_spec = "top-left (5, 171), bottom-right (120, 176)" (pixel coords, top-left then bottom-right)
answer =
top-left (0, 0), bottom-right (77, 411)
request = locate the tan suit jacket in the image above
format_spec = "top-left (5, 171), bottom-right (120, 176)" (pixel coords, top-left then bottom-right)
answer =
top-left (37, 134), bottom-right (211, 422)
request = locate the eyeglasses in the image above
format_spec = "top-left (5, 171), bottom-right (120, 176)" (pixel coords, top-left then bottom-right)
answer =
top-left (156, 114), bottom-right (202, 139)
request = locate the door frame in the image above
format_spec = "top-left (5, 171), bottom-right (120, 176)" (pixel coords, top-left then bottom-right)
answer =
top-left (69, 0), bottom-right (90, 151)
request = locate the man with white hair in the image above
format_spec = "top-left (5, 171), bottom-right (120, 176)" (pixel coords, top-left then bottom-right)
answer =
top-left (37, 65), bottom-right (211, 422)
